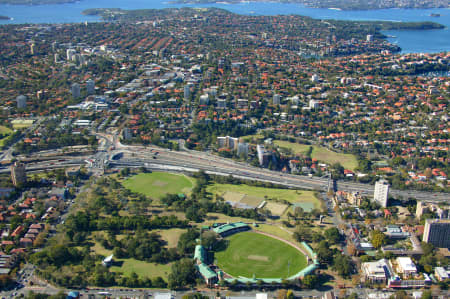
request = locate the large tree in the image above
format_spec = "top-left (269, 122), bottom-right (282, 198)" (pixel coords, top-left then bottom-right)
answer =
top-left (324, 227), bottom-right (341, 244)
top-left (168, 258), bottom-right (197, 289)
top-left (371, 230), bottom-right (386, 249)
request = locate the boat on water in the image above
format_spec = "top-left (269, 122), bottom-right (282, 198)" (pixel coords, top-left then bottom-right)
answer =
top-left (430, 13), bottom-right (441, 17)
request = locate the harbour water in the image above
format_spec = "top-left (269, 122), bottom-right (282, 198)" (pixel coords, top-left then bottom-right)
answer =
top-left (0, 0), bottom-right (449, 53)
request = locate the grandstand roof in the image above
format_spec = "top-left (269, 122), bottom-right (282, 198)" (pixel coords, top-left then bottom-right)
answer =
top-left (197, 263), bottom-right (217, 279)
top-left (213, 222), bottom-right (249, 235)
top-left (194, 245), bottom-right (207, 263)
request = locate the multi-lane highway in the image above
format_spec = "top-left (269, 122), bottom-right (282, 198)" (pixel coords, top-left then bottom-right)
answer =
top-left (108, 142), bottom-right (448, 203)
top-left (1, 136), bottom-right (448, 203)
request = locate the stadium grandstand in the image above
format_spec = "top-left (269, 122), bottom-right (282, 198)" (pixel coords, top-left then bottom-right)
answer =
top-left (212, 222), bottom-right (250, 237)
top-left (194, 245), bottom-right (218, 286)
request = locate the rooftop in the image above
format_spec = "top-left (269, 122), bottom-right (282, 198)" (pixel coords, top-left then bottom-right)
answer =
top-left (197, 263), bottom-right (217, 280)
top-left (194, 245), bottom-right (207, 264)
top-left (396, 257), bottom-right (417, 272)
top-left (154, 293), bottom-right (171, 299)
top-left (103, 254), bottom-right (114, 263)
top-left (362, 259), bottom-right (391, 278)
top-left (212, 222), bottom-right (249, 235)
top-left (435, 267), bottom-right (449, 279)
top-left (426, 219), bottom-right (450, 224)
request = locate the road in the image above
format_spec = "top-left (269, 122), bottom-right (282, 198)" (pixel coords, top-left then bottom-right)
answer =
top-left (0, 117), bottom-right (45, 162)
top-left (0, 132), bottom-right (447, 203)
top-left (106, 142), bottom-right (449, 203)
top-left (4, 280), bottom-right (447, 299)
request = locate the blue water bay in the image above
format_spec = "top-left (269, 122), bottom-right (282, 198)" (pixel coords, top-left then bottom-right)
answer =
top-left (0, 0), bottom-right (448, 53)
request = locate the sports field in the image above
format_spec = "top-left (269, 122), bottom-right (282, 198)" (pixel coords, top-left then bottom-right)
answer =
top-left (11, 119), bottom-right (34, 129)
top-left (207, 183), bottom-right (320, 214)
top-left (215, 232), bottom-right (307, 278)
top-left (122, 172), bottom-right (195, 200)
top-left (274, 140), bottom-right (358, 171)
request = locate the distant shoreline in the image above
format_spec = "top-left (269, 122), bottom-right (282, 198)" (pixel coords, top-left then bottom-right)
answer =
top-left (0, 0), bottom-right (77, 5)
top-left (169, 0), bottom-right (449, 11)
top-left (81, 7), bottom-right (446, 31)
top-left (0, 0), bottom-right (448, 10)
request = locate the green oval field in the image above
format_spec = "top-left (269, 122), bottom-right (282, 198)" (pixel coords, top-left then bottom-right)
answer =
top-left (215, 231), bottom-right (307, 279)
top-left (122, 172), bottom-right (195, 199)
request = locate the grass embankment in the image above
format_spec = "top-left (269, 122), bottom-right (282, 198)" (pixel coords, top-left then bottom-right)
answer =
top-left (274, 140), bottom-right (358, 171)
top-left (215, 231), bottom-right (307, 278)
top-left (255, 224), bottom-right (296, 243)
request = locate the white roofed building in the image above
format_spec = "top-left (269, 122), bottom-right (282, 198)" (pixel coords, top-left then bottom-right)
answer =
top-left (362, 259), bottom-right (392, 284)
top-left (395, 257), bottom-right (417, 278)
top-left (154, 293), bottom-right (172, 299)
top-left (102, 254), bottom-right (114, 267)
top-left (435, 267), bottom-right (449, 281)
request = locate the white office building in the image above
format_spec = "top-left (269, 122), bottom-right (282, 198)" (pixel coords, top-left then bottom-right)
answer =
top-left (374, 179), bottom-right (389, 207)
top-left (309, 99), bottom-right (319, 110)
top-left (396, 257), bottom-right (417, 278)
top-left (66, 48), bottom-right (76, 61)
top-left (199, 94), bottom-right (209, 105)
top-left (361, 259), bottom-right (391, 283)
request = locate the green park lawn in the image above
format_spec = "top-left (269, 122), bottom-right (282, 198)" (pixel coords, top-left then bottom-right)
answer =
top-left (0, 137), bottom-right (9, 147)
top-left (215, 231), bottom-right (307, 278)
top-left (0, 126), bottom-right (12, 134)
top-left (241, 134), bottom-right (265, 142)
top-left (90, 234), bottom-right (172, 279)
top-left (122, 172), bottom-right (195, 200)
top-left (274, 140), bottom-right (358, 171)
top-left (0, 125), bottom-right (12, 147)
top-left (155, 228), bottom-right (186, 248)
top-left (110, 259), bottom-right (172, 279)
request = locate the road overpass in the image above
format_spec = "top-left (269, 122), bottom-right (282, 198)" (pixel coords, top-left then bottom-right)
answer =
top-left (1, 142), bottom-right (447, 203)
top-left (108, 146), bottom-right (448, 203)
